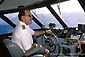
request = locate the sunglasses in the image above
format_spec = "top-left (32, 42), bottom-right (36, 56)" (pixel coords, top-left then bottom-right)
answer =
top-left (24, 14), bottom-right (33, 17)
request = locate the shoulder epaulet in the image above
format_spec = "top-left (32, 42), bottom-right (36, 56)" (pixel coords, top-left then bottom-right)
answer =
top-left (22, 25), bottom-right (25, 29)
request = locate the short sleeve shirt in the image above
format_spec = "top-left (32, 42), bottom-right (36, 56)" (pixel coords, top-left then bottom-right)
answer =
top-left (12, 21), bottom-right (34, 52)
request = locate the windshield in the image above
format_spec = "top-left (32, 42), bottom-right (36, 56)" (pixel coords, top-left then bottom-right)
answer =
top-left (4, 12), bottom-right (40, 29)
top-left (51, 0), bottom-right (85, 27)
top-left (0, 0), bottom-right (85, 34)
top-left (31, 0), bottom-right (85, 28)
top-left (0, 18), bottom-right (14, 34)
top-left (31, 7), bottom-right (62, 28)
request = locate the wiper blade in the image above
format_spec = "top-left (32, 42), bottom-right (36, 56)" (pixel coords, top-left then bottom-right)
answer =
top-left (32, 11), bottom-right (39, 18)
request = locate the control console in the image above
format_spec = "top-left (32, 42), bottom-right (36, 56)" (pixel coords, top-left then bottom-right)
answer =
top-left (61, 38), bottom-right (80, 56)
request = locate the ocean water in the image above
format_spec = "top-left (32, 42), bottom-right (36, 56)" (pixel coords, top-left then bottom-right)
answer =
top-left (0, 25), bottom-right (14, 34)
top-left (0, 24), bottom-right (61, 35)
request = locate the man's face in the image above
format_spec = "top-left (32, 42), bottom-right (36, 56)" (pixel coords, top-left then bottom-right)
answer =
top-left (22, 10), bottom-right (33, 25)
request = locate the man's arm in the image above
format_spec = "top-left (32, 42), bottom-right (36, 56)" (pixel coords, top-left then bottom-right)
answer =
top-left (33, 30), bottom-right (52, 36)
top-left (33, 31), bottom-right (45, 36)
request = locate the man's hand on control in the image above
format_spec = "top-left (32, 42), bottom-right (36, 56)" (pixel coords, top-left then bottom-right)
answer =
top-left (45, 30), bottom-right (52, 34)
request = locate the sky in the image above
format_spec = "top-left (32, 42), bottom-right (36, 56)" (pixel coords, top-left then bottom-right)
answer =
top-left (58, 0), bottom-right (84, 12)
top-left (51, 0), bottom-right (85, 27)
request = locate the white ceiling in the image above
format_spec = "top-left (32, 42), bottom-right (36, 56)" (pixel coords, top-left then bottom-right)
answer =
top-left (0, 0), bottom-right (43, 11)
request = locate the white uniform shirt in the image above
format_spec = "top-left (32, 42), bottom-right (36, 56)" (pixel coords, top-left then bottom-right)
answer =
top-left (12, 21), bottom-right (34, 52)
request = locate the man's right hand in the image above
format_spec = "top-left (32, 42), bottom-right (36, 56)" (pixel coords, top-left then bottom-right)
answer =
top-left (32, 43), bottom-right (38, 48)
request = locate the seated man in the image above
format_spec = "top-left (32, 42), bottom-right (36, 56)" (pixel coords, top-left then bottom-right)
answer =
top-left (12, 6), bottom-right (51, 57)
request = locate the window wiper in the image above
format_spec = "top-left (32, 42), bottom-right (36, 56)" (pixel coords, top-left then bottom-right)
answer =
top-left (32, 11), bottom-right (39, 18)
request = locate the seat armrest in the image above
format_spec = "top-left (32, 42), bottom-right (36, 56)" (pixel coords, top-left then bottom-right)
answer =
top-left (24, 46), bottom-right (41, 56)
